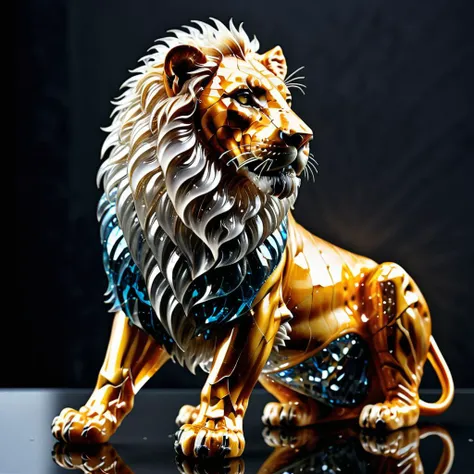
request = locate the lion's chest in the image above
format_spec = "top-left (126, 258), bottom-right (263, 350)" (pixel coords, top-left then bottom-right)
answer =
top-left (186, 217), bottom-right (289, 333)
top-left (99, 192), bottom-right (290, 347)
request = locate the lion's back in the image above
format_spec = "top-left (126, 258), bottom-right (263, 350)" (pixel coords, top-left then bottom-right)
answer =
top-left (288, 214), bottom-right (377, 283)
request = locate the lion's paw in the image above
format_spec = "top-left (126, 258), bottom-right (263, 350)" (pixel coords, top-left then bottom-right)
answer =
top-left (174, 421), bottom-right (245, 458)
top-left (51, 407), bottom-right (114, 444)
top-left (52, 443), bottom-right (132, 473)
top-left (359, 401), bottom-right (419, 431)
top-left (176, 404), bottom-right (200, 427)
top-left (262, 401), bottom-right (317, 427)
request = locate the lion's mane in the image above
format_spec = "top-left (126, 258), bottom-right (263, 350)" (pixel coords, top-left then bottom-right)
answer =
top-left (97, 20), bottom-right (296, 371)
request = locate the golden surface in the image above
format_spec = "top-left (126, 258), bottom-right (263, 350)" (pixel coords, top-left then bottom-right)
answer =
top-left (261, 213), bottom-right (454, 431)
top-left (52, 35), bottom-right (453, 459)
top-left (51, 209), bottom-right (454, 451)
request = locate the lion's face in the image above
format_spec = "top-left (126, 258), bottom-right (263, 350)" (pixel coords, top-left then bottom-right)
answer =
top-left (197, 54), bottom-right (312, 199)
top-left (163, 45), bottom-right (313, 200)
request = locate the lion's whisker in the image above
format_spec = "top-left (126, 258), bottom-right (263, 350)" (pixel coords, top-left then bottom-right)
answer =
top-left (221, 143), bottom-right (267, 167)
top-left (220, 145), bottom-right (250, 160)
top-left (286, 82), bottom-right (307, 89)
top-left (306, 162), bottom-right (316, 182)
top-left (308, 154), bottom-right (319, 171)
top-left (285, 76), bottom-right (305, 84)
top-left (256, 158), bottom-right (273, 179)
top-left (309, 153), bottom-right (319, 166)
top-left (237, 157), bottom-right (260, 170)
top-left (263, 159), bottom-right (274, 178)
top-left (221, 146), bottom-right (254, 164)
top-left (287, 84), bottom-right (306, 95)
top-left (227, 152), bottom-right (254, 168)
top-left (253, 158), bottom-right (270, 173)
top-left (305, 157), bottom-right (318, 182)
top-left (285, 65), bottom-right (305, 82)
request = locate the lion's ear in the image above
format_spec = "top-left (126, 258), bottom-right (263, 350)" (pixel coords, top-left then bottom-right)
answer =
top-left (163, 45), bottom-right (207, 97)
top-left (257, 46), bottom-right (287, 80)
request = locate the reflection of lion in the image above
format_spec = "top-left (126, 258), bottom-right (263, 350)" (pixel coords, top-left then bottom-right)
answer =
top-left (52, 19), bottom-right (453, 458)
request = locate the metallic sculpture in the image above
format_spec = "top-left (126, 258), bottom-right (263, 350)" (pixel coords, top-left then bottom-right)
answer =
top-left (52, 19), bottom-right (454, 458)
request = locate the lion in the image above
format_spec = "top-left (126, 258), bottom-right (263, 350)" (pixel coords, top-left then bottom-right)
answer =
top-left (52, 19), bottom-right (454, 458)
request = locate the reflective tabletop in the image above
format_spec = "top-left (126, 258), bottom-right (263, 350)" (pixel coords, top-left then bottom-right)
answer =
top-left (1, 389), bottom-right (472, 473)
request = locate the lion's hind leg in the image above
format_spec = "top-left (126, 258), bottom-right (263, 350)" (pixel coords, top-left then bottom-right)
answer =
top-left (360, 262), bottom-right (431, 431)
top-left (261, 333), bottom-right (371, 427)
top-left (52, 311), bottom-right (169, 443)
top-left (260, 375), bottom-right (323, 427)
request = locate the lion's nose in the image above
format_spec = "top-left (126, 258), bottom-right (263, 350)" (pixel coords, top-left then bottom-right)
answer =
top-left (280, 131), bottom-right (312, 149)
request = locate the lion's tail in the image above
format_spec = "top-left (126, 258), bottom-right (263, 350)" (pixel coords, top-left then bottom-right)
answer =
top-left (419, 336), bottom-right (454, 416)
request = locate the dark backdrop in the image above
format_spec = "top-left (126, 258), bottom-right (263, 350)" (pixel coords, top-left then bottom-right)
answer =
top-left (14, 0), bottom-right (474, 389)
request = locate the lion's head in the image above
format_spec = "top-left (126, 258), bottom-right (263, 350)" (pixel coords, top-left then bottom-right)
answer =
top-left (163, 42), bottom-right (313, 200)
top-left (98, 20), bottom-right (313, 360)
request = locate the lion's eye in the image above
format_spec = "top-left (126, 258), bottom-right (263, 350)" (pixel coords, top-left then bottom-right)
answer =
top-left (234, 90), bottom-right (252, 106)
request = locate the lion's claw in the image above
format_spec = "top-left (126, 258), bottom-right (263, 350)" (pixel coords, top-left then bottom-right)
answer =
top-left (262, 401), bottom-right (317, 427)
top-left (174, 422), bottom-right (244, 458)
top-left (359, 401), bottom-right (419, 431)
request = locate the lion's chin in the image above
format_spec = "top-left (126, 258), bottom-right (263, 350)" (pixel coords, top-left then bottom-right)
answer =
top-left (243, 167), bottom-right (300, 200)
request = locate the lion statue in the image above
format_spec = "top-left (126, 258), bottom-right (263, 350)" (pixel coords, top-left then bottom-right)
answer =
top-left (52, 19), bottom-right (454, 458)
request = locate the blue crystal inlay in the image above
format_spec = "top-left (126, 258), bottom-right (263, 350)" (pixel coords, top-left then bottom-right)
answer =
top-left (267, 334), bottom-right (369, 407)
top-left (99, 193), bottom-right (288, 342)
top-left (99, 193), bottom-right (173, 348)
top-left (188, 216), bottom-right (288, 334)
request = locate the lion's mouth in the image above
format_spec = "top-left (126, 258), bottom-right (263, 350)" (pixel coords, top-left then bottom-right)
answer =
top-left (240, 165), bottom-right (300, 199)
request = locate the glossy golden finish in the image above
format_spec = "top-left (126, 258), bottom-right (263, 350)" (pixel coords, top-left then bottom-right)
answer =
top-left (52, 21), bottom-right (453, 459)
top-left (176, 211), bottom-right (454, 449)
top-left (52, 312), bottom-right (169, 443)
top-left (51, 424), bottom-right (454, 474)
top-left (259, 213), bottom-right (454, 430)
top-left (172, 213), bottom-right (454, 438)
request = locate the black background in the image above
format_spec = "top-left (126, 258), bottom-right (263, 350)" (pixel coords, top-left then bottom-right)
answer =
top-left (14, 0), bottom-right (474, 389)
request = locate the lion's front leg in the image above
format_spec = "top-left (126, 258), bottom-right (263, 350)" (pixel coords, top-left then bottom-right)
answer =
top-left (360, 262), bottom-right (431, 431)
top-left (174, 289), bottom-right (282, 458)
top-left (52, 311), bottom-right (169, 443)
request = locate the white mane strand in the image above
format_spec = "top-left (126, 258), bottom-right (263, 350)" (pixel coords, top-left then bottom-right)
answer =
top-left (97, 19), bottom-right (294, 372)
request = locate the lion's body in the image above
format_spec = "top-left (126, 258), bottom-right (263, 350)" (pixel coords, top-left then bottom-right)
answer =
top-left (52, 20), bottom-right (453, 458)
